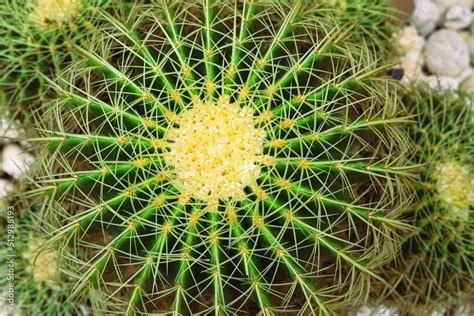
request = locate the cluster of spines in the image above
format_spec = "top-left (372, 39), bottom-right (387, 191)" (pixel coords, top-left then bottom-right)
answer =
top-left (0, 0), bottom-right (424, 315)
top-left (0, 204), bottom-right (86, 316)
top-left (375, 90), bottom-right (473, 315)
top-left (0, 0), bottom-right (110, 123)
top-left (20, 1), bottom-right (417, 315)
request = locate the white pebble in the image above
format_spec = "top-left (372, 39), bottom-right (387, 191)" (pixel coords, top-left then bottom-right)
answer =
top-left (398, 26), bottom-right (426, 53)
top-left (0, 117), bottom-right (22, 143)
top-left (400, 50), bottom-right (424, 82)
top-left (434, 0), bottom-right (472, 16)
top-left (424, 29), bottom-right (470, 77)
top-left (460, 32), bottom-right (474, 64)
top-left (460, 72), bottom-right (474, 93)
top-left (421, 75), bottom-right (461, 90)
top-left (471, 12), bottom-right (474, 33)
top-left (0, 178), bottom-right (14, 199)
top-left (458, 67), bottom-right (473, 82)
top-left (354, 306), bottom-right (372, 316)
top-left (443, 5), bottom-right (472, 30)
top-left (355, 305), bottom-right (399, 316)
top-left (2, 144), bottom-right (34, 179)
top-left (412, 0), bottom-right (440, 36)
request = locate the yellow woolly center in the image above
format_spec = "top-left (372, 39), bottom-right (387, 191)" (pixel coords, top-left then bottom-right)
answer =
top-left (165, 96), bottom-right (266, 202)
top-left (22, 238), bottom-right (57, 285)
top-left (28, 0), bottom-right (80, 28)
top-left (433, 161), bottom-right (473, 221)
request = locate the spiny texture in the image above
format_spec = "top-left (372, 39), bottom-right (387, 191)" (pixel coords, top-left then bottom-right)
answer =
top-left (28, 1), bottom-right (414, 314)
top-left (377, 90), bottom-right (474, 315)
top-left (0, 0), bottom-right (109, 123)
top-left (0, 210), bottom-right (85, 315)
top-left (314, 0), bottom-right (400, 54)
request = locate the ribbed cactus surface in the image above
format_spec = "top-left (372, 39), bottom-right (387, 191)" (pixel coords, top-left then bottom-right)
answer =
top-left (377, 90), bottom-right (473, 315)
top-left (23, 1), bottom-right (415, 314)
top-left (0, 0), bottom-right (108, 122)
top-left (0, 209), bottom-right (85, 315)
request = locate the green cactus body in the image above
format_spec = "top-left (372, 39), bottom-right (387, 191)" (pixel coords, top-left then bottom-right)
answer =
top-left (0, 0), bottom-right (110, 123)
top-left (0, 0), bottom-right (397, 124)
top-left (26, 1), bottom-right (414, 314)
top-left (311, 0), bottom-right (400, 55)
top-left (0, 211), bottom-right (86, 315)
top-left (377, 91), bottom-right (474, 315)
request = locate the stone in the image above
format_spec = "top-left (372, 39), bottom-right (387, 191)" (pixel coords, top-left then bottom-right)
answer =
top-left (0, 179), bottom-right (14, 199)
top-left (412, 0), bottom-right (440, 36)
top-left (0, 117), bottom-right (22, 143)
top-left (387, 68), bottom-right (405, 80)
top-left (443, 5), bottom-right (472, 30)
top-left (460, 72), bottom-right (474, 93)
top-left (424, 29), bottom-right (470, 77)
top-left (434, 0), bottom-right (472, 15)
top-left (400, 50), bottom-right (424, 82)
top-left (421, 75), bottom-right (460, 90)
top-left (398, 26), bottom-right (425, 53)
top-left (471, 12), bottom-right (474, 33)
top-left (2, 144), bottom-right (34, 179)
top-left (460, 31), bottom-right (474, 64)
top-left (459, 67), bottom-right (473, 82)
top-left (355, 305), bottom-right (399, 316)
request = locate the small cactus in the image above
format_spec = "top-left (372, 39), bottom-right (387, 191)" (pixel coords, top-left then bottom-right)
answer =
top-left (375, 90), bottom-right (473, 315)
top-left (0, 0), bottom-right (108, 122)
top-left (24, 1), bottom-right (414, 314)
top-left (0, 210), bottom-right (86, 315)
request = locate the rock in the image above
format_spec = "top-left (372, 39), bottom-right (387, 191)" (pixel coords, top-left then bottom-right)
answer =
top-left (443, 5), bottom-right (472, 30)
top-left (398, 26), bottom-right (426, 53)
top-left (421, 75), bottom-right (461, 90)
top-left (0, 117), bottom-right (22, 143)
top-left (459, 67), bottom-right (473, 82)
top-left (431, 309), bottom-right (447, 316)
top-left (471, 12), bottom-right (474, 33)
top-left (0, 179), bottom-right (14, 199)
top-left (460, 32), bottom-right (474, 64)
top-left (355, 305), bottom-right (399, 316)
top-left (460, 72), bottom-right (474, 93)
top-left (2, 144), bottom-right (34, 179)
top-left (412, 0), bottom-right (440, 36)
top-left (434, 0), bottom-right (472, 15)
top-left (400, 50), bottom-right (424, 82)
top-left (354, 306), bottom-right (372, 316)
top-left (424, 29), bottom-right (470, 77)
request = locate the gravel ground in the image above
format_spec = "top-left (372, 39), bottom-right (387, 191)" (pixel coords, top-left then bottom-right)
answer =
top-left (398, 0), bottom-right (474, 91)
top-left (0, 118), bottom-right (33, 201)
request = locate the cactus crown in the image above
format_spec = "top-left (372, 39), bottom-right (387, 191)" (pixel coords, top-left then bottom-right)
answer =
top-left (28, 0), bottom-right (81, 28)
top-left (0, 0), bottom-right (104, 124)
top-left (26, 1), bottom-right (413, 314)
top-left (378, 90), bottom-right (473, 314)
top-left (433, 161), bottom-right (473, 222)
top-left (22, 235), bottom-right (58, 285)
top-left (0, 210), bottom-right (84, 315)
top-left (164, 96), bottom-right (266, 202)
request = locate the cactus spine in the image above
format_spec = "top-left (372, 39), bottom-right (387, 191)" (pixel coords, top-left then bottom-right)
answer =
top-left (19, 0), bottom-right (414, 314)
top-left (0, 0), bottom-right (109, 123)
top-left (375, 90), bottom-right (473, 315)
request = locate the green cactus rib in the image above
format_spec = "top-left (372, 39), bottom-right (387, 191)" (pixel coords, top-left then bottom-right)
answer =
top-left (96, 11), bottom-right (185, 109)
top-left (374, 90), bottom-right (474, 315)
top-left (0, 0), bottom-right (116, 125)
top-left (26, 1), bottom-right (415, 314)
top-left (0, 204), bottom-right (87, 315)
